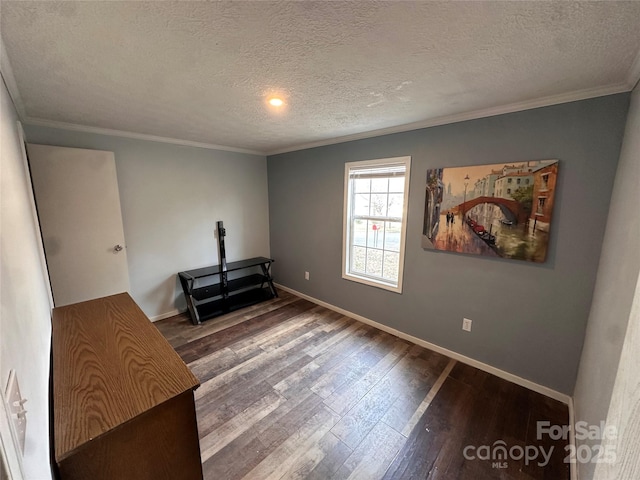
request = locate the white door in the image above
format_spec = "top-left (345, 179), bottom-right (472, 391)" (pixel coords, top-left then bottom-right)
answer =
top-left (27, 144), bottom-right (130, 307)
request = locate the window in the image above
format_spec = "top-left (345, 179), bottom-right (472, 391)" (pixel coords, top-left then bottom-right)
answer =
top-left (343, 156), bottom-right (411, 293)
top-left (541, 173), bottom-right (550, 190)
top-left (537, 197), bottom-right (547, 215)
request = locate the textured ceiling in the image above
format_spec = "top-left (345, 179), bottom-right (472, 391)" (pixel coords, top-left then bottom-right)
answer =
top-left (2, 1), bottom-right (640, 154)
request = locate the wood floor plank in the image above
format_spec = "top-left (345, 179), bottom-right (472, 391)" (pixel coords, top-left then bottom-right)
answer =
top-left (154, 291), bottom-right (570, 480)
top-left (282, 431), bottom-right (347, 480)
top-left (175, 298), bottom-right (316, 363)
top-left (333, 420), bottom-right (406, 480)
top-left (304, 433), bottom-right (353, 480)
top-left (201, 388), bottom-right (324, 480)
top-left (196, 380), bottom-right (275, 438)
top-left (380, 374), bottom-right (434, 437)
top-left (382, 376), bottom-right (475, 480)
top-left (303, 319), bottom-right (370, 357)
top-left (330, 375), bottom-right (404, 449)
top-left (241, 406), bottom-right (341, 480)
top-left (194, 318), bottom-right (327, 402)
top-left (228, 306), bottom-right (323, 355)
top-left (401, 358), bottom-right (457, 436)
top-left (324, 339), bottom-right (410, 416)
top-left (164, 291), bottom-right (299, 346)
top-left (201, 431), bottom-right (268, 480)
top-left (255, 389), bottom-right (326, 450)
top-left (188, 346), bottom-right (260, 385)
top-left (273, 324), bottom-right (379, 399)
top-left (254, 309), bottom-right (345, 354)
top-left (377, 346), bottom-right (451, 436)
top-left (199, 389), bottom-right (285, 461)
top-left (310, 331), bottom-right (389, 399)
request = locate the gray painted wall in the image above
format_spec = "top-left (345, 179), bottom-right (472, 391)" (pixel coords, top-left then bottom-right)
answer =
top-left (267, 94), bottom-right (629, 395)
top-left (574, 87), bottom-right (640, 480)
top-left (24, 125), bottom-right (270, 318)
top-left (1, 80), bottom-right (52, 479)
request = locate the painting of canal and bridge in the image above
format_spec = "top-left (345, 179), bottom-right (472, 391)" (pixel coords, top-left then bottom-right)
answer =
top-left (422, 159), bottom-right (559, 263)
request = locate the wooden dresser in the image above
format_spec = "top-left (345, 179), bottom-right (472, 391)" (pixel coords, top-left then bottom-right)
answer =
top-left (51, 293), bottom-right (203, 480)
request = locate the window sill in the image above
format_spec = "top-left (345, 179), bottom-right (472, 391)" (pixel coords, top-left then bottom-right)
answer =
top-left (342, 272), bottom-right (403, 294)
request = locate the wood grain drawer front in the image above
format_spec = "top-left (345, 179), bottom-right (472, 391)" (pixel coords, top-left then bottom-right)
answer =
top-left (52, 293), bottom-right (203, 480)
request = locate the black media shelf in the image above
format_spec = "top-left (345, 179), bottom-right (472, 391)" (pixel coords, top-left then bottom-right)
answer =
top-left (190, 274), bottom-right (268, 301)
top-left (193, 288), bottom-right (275, 321)
top-left (178, 256), bottom-right (277, 325)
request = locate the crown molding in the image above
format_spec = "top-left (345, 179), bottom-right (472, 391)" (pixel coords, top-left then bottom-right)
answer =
top-left (21, 80), bottom-right (632, 158)
top-left (23, 117), bottom-right (266, 156)
top-left (0, 39), bottom-right (27, 119)
top-left (2, 33), bottom-right (263, 156)
top-left (265, 82), bottom-right (632, 156)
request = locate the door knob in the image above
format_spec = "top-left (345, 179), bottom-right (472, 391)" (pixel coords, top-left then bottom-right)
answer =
top-left (114, 245), bottom-right (123, 252)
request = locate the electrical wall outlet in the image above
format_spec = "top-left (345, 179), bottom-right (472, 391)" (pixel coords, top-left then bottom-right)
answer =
top-left (304, 271), bottom-right (310, 280)
top-left (462, 318), bottom-right (472, 332)
top-left (5, 370), bottom-right (27, 454)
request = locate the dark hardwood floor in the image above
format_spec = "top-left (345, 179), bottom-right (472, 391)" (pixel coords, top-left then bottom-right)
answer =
top-left (155, 290), bottom-right (570, 480)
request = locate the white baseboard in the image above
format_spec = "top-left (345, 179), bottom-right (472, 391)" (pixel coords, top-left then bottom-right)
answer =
top-left (276, 283), bottom-right (572, 405)
top-left (149, 308), bottom-right (182, 322)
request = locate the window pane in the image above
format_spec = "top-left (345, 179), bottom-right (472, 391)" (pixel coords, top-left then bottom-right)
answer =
top-left (352, 246), bottom-right (366, 273)
top-left (387, 193), bottom-right (403, 218)
top-left (367, 221), bottom-right (384, 248)
top-left (344, 157), bottom-right (410, 292)
top-left (354, 194), bottom-right (369, 216)
top-left (365, 248), bottom-right (383, 276)
top-left (354, 178), bottom-right (370, 193)
top-left (371, 178), bottom-right (388, 193)
top-left (352, 219), bottom-right (366, 246)
top-left (384, 221), bottom-right (401, 252)
top-left (388, 177), bottom-right (404, 193)
top-left (370, 193), bottom-right (387, 216)
top-left (383, 251), bottom-right (399, 281)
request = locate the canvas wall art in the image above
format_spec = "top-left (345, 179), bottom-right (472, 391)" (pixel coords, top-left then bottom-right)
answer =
top-left (422, 159), bottom-right (559, 262)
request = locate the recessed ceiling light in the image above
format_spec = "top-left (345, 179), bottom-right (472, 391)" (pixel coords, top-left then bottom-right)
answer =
top-left (268, 98), bottom-right (284, 107)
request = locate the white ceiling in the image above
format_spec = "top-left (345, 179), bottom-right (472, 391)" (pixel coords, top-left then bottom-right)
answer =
top-left (2, 1), bottom-right (640, 155)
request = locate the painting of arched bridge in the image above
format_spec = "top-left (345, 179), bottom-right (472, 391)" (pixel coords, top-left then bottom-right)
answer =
top-left (448, 196), bottom-right (528, 224)
top-left (421, 159), bottom-right (559, 263)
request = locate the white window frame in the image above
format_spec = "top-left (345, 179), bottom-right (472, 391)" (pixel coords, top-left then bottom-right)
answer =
top-left (342, 156), bottom-right (411, 293)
